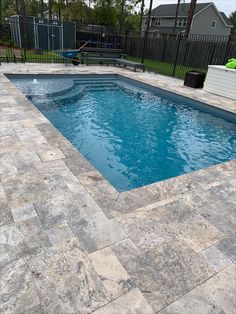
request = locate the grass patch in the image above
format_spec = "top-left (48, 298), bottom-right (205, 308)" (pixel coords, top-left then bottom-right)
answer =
top-left (128, 56), bottom-right (206, 79)
top-left (0, 46), bottom-right (64, 63)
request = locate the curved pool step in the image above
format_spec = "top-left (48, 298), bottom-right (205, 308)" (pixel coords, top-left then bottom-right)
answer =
top-left (32, 87), bottom-right (86, 109)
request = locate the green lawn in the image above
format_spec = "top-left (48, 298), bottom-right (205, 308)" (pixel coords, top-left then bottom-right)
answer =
top-left (1, 47), bottom-right (64, 63)
top-left (128, 56), bottom-right (206, 79)
top-left (1, 46), bottom-right (206, 80)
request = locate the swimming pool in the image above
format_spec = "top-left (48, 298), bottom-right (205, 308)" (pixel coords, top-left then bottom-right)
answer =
top-left (10, 74), bottom-right (236, 192)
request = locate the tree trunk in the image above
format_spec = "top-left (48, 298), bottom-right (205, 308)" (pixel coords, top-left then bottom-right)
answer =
top-left (185, 0), bottom-right (197, 34)
top-left (173, 0), bottom-right (181, 33)
top-left (19, 0), bottom-right (28, 53)
top-left (141, 0), bottom-right (153, 63)
top-left (40, 0), bottom-right (44, 18)
top-left (0, 0), bottom-right (2, 23)
top-left (15, 0), bottom-right (20, 14)
top-left (119, 0), bottom-right (125, 33)
top-left (140, 0), bottom-right (145, 33)
top-left (48, 0), bottom-right (52, 19)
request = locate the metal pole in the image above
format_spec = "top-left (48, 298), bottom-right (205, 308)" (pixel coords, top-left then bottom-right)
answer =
top-left (20, 0), bottom-right (27, 61)
top-left (141, 0), bottom-right (153, 64)
top-left (223, 34), bottom-right (231, 64)
top-left (172, 32), bottom-right (182, 77)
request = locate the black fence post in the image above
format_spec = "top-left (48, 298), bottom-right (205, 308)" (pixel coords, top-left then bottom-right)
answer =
top-left (172, 33), bottom-right (182, 77)
top-left (223, 35), bottom-right (232, 64)
top-left (141, 30), bottom-right (147, 64)
top-left (124, 31), bottom-right (128, 53)
top-left (161, 38), bottom-right (167, 62)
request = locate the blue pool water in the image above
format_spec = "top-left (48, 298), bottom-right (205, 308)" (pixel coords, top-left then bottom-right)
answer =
top-left (10, 75), bottom-right (236, 192)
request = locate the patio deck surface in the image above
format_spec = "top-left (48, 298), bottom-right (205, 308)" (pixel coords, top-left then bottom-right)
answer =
top-left (0, 63), bottom-right (235, 314)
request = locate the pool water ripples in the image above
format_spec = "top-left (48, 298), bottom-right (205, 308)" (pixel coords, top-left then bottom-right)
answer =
top-left (12, 76), bottom-right (236, 192)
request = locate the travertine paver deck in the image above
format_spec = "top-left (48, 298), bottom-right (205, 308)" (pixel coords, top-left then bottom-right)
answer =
top-left (0, 63), bottom-right (235, 314)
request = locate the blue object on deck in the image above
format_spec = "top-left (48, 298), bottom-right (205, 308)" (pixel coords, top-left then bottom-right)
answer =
top-left (60, 50), bottom-right (78, 58)
top-left (58, 50), bottom-right (80, 65)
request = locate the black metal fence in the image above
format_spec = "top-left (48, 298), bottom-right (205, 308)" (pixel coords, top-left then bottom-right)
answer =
top-left (123, 32), bottom-right (236, 79)
top-left (1, 19), bottom-right (236, 80)
top-left (76, 30), bottom-right (123, 49)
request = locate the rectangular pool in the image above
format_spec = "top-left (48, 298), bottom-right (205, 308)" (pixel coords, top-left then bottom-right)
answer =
top-left (9, 74), bottom-right (236, 192)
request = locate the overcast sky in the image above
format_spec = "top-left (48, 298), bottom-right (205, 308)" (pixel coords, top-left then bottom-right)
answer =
top-left (144, 0), bottom-right (236, 16)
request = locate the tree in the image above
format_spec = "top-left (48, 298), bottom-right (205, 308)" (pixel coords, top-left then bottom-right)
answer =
top-left (40, 0), bottom-right (44, 17)
top-left (93, 0), bottom-right (116, 27)
top-left (0, 0), bottom-right (2, 23)
top-left (15, 0), bottom-right (19, 14)
top-left (139, 0), bottom-right (144, 32)
top-left (48, 0), bottom-right (52, 18)
top-left (229, 10), bottom-right (236, 35)
top-left (185, 0), bottom-right (197, 34)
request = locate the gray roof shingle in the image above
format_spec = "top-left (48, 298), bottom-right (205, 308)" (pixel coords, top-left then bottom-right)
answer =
top-left (149, 2), bottom-right (233, 27)
top-left (151, 2), bottom-right (212, 17)
top-left (219, 11), bottom-right (233, 26)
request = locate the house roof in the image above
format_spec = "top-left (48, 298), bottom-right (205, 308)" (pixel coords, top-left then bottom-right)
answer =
top-left (151, 2), bottom-right (212, 17)
top-left (219, 12), bottom-right (233, 26)
top-left (150, 2), bottom-right (233, 27)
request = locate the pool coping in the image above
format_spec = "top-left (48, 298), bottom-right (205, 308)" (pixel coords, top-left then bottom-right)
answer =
top-left (1, 65), bottom-right (236, 219)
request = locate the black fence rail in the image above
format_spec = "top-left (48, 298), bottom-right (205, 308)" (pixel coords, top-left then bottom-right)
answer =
top-left (123, 32), bottom-right (236, 79)
top-left (1, 18), bottom-right (236, 80)
top-left (76, 30), bottom-right (123, 49)
top-left (0, 46), bottom-right (64, 63)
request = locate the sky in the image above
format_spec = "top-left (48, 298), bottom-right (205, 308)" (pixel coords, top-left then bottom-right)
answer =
top-left (144, 0), bottom-right (236, 16)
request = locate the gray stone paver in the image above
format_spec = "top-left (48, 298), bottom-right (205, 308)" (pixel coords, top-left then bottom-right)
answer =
top-left (0, 63), bottom-right (235, 313)
top-left (112, 238), bottom-right (215, 312)
top-left (92, 288), bottom-right (155, 314)
top-left (11, 203), bottom-right (37, 223)
top-left (26, 239), bottom-right (111, 313)
top-left (216, 233), bottom-right (236, 263)
top-left (159, 265), bottom-right (236, 314)
top-left (88, 246), bottom-right (135, 299)
top-left (0, 258), bottom-right (41, 314)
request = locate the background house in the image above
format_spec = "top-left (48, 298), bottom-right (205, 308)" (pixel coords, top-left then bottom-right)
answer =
top-left (142, 2), bottom-right (233, 36)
